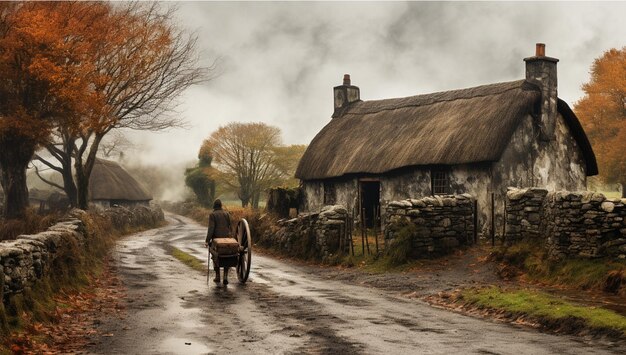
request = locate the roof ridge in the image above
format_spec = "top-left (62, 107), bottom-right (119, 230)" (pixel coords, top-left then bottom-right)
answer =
top-left (343, 79), bottom-right (533, 116)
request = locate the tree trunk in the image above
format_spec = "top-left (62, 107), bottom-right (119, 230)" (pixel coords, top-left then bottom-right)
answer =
top-left (252, 190), bottom-right (261, 210)
top-left (62, 169), bottom-right (78, 208)
top-left (74, 133), bottom-right (105, 210)
top-left (621, 182), bottom-right (625, 198)
top-left (0, 135), bottom-right (35, 219)
top-left (239, 183), bottom-right (252, 208)
top-left (75, 162), bottom-right (89, 210)
top-left (240, 197), bottom-right (249, 208)
top-left (61, 139), bottom-right (78, 208)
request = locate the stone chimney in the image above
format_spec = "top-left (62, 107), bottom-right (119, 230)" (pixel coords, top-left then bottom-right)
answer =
top-left (524, 43), bottom-right (559, 141)
top-left (333, 74), bottom-right (360, 118)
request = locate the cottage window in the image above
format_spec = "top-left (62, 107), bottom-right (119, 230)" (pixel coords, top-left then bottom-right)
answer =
top-left (431, 170), bottom-right (450, 195)
top-left (323, 182), bottom-right (336, 205)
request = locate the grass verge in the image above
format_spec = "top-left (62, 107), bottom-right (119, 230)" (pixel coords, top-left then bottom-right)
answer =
top-left (491, 241), bottom-right (626, 294)
top-left (168, 246), bottom-right (206, 273)
top-left (456, 287), bottom-right (626, 338)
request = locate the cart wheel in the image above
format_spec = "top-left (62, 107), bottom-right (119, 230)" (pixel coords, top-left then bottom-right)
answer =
top-left (236, 218), bottom-right (252, 283)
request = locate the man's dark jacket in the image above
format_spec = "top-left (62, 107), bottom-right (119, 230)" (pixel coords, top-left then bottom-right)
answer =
top-left (206, 208), bottom-right (232, 244)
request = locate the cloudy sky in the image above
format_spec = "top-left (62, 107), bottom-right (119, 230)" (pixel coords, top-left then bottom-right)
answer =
top-left (128, 1), bottom-right (626, 167)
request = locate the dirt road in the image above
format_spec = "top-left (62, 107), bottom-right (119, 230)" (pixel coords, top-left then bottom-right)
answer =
top-left (89, 214), bottom-right (624, 354)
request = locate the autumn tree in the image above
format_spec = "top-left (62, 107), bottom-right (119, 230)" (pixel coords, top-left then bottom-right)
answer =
top-left (272, 144), bottom-right (307, 188)
top-left (575, 47), bottom-right (626, 197)
top-left (35, 2), bottom-right (207, 209)
top-left (185, 142), bottom-right (216, 207)
top-left (205, 123), bottom-right (304, 208)
top-left (0, 2), bottom-right (107, 218)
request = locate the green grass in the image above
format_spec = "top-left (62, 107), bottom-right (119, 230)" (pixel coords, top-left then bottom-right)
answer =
top-left (462, 287), bottom-right (626, 335)
top-left (169, 247), bottom-right (206, 273)
top-left (493, 242), bottom-right (626, 292)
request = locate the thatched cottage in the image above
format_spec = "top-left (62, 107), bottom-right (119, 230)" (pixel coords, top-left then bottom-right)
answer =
top-left (295, 44), bottom-right (597, 236)
top-left (89, 158), bottom-right (152, 209)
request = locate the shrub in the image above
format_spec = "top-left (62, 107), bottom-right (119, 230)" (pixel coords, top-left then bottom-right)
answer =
top-left (0, 208), bottom-right (62, 241)
top-left (384, 221), bottom-right (418, 266)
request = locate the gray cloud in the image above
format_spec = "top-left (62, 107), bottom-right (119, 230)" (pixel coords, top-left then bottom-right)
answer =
top-left (128, 1), bottom-right (626, 181)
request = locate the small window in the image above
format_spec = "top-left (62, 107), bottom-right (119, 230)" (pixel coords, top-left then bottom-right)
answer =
top-left (323, 182), bottom-right (336, 205)
top-left (431, 169), bottom-right (450, 195)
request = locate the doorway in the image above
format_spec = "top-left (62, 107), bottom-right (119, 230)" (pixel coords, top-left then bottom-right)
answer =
top-left (360, 180), bottom-right (380, 228)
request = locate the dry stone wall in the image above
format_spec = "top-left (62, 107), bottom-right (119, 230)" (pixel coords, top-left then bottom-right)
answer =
top-left (505, 188), bottom-right (626, 259)
top-left (0, 215), bottom-right (85, 301)
top-left (261, 205), bottom-right (349, 260)
top-left (384, 194), bottom-right (475, 256)
top-left (504, 188), bottom-right (549, 244)
top-left (1, 205), bottom-right (164, 303)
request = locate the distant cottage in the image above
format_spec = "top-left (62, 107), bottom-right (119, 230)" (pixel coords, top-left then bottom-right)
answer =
top-left (89, 158), bottom-right (152, 209)
top-left (295, 44), bottom-right (597, 236)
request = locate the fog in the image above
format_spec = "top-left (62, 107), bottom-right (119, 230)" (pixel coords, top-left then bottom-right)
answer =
top-left (119, 1), bottom-right (626, 199)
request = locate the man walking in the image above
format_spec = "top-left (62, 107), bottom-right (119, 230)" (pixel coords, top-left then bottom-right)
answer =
top-left (204, 199), bottom-right (232, 284)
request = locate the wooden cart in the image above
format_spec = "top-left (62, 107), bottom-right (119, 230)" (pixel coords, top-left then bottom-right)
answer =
top-left (208, 219), bottom-right (252, 285)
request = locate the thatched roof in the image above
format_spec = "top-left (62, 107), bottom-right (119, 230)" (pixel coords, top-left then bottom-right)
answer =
top-left (89, 159), bottom-right (151, 201)
top-left (296, 80), bottom-right (597, 180)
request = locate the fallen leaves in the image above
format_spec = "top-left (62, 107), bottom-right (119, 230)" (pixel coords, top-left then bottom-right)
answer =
top-left (4, 257), bottom-right (127, 354)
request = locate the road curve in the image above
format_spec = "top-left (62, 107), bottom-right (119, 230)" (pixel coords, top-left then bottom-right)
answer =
top-left (89, 214), bottom-right (624, 354)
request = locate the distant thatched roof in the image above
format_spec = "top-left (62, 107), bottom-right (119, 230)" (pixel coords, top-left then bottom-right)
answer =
top-left (89, 159), bottom-right (151, 201)
top-left (296, 80), bottom-right (597, 180)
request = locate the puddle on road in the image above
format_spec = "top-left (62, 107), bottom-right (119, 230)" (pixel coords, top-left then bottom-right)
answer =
top-left (160, 337), bottom-right (213, 355)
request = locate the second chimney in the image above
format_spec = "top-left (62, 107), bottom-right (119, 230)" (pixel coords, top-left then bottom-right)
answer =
top-left (333, 74), bottom-right (360, 118)
top-left (524, 43), bottom-right (559, 141)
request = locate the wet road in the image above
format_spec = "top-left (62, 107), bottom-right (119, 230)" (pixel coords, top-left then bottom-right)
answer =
top-left (91, 214), bottom-right (624, 354)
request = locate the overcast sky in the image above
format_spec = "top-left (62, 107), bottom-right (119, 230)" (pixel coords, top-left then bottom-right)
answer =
top-left (127, 1), bottom-right (626, 167)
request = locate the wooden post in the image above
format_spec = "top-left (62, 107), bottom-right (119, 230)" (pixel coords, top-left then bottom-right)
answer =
top-left (373, 206), bottom-right (379, 255)
top-left (350, 208), bottom-right (355, 256)
top-left (473, 199), bottom-right (478, 244)
top-left (360, 208), bottom-right (365, 256)
top-left (491, 192), bottom-right (495, 247)
top-left (339, 217), bottom-right (344, 255)
top-left (363, 208), bottom-right (371, 255)
top-left (503, 198), bottom-right (507, 245)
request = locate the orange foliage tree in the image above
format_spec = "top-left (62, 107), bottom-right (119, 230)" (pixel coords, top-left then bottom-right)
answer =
top-left (33, 2), bottom-right (206, 210)
top-left (0, 2), bottom-right (107, 218)
top-left (575, 47), bottom-right (626, 197)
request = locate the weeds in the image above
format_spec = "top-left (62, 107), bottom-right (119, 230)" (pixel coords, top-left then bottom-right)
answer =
top-left (169, 247), bottom-right (206, 273)
top-left (461, 287), bottom-right (626, 336)
top-left (492, 242), bottom-right (626, 294)
top-left (383, 222), bottom-right (417, 266)
top-left (0, 208), bottom-right (62, 241)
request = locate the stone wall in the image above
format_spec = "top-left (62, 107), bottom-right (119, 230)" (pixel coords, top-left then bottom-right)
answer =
top-left (384, 194), bottom-right (475, 256)
top-left (261, 205), bottom-right (349, 260)
top-left (505, 188), bottom-right (626, 259)
top-left (504, 188), bottom-right (549, 244)
top-left (0, 214), bottom-right (84, 301)
top-left (103, 204), bottom-right (165, 230)
top-left (0, 205), bottom-right (164, 302)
